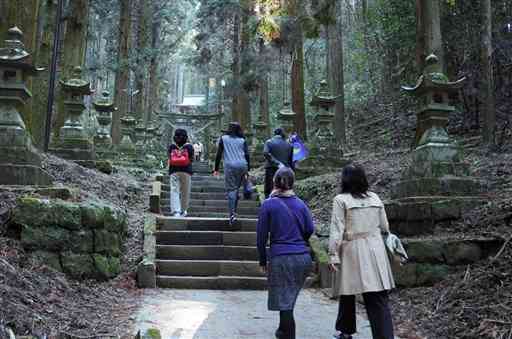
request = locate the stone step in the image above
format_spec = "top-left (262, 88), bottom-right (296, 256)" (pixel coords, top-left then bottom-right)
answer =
top-left (154, 231), bottom-right (257, 246)
top-left (189, 205), bottom-right (259, 215)
top-left (156, 259), bottom-right (265, 277)
top-left (162, 199), bottom-right (259, 208)
top-left (186, 212), bottom-right (258, 219)
top-left (189, 192), bottom-right (258, 201)
top-left (157, 216), bottom-right (257, 231)
top-left (162, 175), bottom-right (222, 182)
top-left (156, 275), bottom-right (267, 290)
top-left (162, 185), bottom-right (227, 193)
top-left (156, 245), bottom-right (264, 261)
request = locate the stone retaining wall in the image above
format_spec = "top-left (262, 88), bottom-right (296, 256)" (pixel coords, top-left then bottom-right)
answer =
top-left (14, 197), bottom-right (127, 280)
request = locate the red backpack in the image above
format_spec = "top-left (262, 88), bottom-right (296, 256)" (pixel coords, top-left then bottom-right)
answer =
top-left (169, 145), bottom-right (191, 167)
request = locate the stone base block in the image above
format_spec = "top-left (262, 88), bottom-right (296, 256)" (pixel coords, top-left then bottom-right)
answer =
top-left (392, 176), bottom-right (482, 199)
top-left (137, 261), bottom-right (156, 288)
top-left (0, 164), bottom-right (53, 186)
top-left (385, 196), bottom-right (486, 236)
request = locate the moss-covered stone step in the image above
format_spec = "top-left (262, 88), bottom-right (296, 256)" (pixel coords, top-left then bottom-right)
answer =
top-left (156, 245), bottom-right (264, 261)
top-left (156, 259), bottom-right (265, 277)
top-left (156, 275), bottom-right (268, 290)
top-left (154, 231), bottom-right (256, 246)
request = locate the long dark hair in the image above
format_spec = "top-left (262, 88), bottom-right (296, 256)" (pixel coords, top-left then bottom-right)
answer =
top-left (173, 129), bottom-right (188, 146)
top-left (227, 122), bottom-right (244, 138)
top-left (274, 167), bottom-right (295, 191)
top-left (339, 164), bottom-right (369, 199)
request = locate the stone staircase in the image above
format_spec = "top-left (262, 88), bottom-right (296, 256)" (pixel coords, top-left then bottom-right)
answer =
top-left (155, 161), bottom-right (266, 289)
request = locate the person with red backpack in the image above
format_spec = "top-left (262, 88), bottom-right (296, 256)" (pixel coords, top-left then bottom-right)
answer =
top-left (168, 129), bottom-right (194, 217)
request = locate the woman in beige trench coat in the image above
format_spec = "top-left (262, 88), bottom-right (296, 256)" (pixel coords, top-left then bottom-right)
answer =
top-left (328, 165), bottom-right (395, 339)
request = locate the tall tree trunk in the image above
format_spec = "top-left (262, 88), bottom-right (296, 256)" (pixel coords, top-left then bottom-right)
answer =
top-left (54, 0), bottom-right (89, 136)
top-left (231, 11), bottom-right (241, 123)
top-left (327, 0), bottom-right (346, 146)
top-left (259, 40), bottom-right (270, 135)
top-left (238, 0), bottom-right (252, 132)
top-left (288, 0), bottom-right (306, 138)
top-left (417, 0), bottom-right (444, 71)
top-left (415, 0), bottom-right (426, 72)
top-left (134, 0), bottom-right (149, 121)
top-left (147, 1), bottom-right (160, 126)
top-left (32, 0), bottom-right (55, 148)
top-left (113, 0), bottom-right (131, 144)
top-left (480, 0), bottom-right (495, 144)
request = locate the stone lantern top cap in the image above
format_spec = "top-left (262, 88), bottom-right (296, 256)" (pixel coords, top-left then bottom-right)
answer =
top-left (402, 54), bottom-right (466, 96)
top-left (310, 79), bottom-right (338, 108)
top-left (93, 90), bottom-right (117, 112)
top-left (0, 26), bottom-right (43, 74)
top-left (60, 66), bottom-right (93, 95)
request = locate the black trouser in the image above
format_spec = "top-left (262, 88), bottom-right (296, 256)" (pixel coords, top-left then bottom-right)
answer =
top-left (264, 167), bottom-right (278, 199)
top-left (276, 310), bottom-right (295, 339)
top-left (335, 291), bottom-right (394, 339)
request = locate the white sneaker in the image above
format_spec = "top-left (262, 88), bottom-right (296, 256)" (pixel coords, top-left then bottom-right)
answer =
top-left (181, 210), bottom-right (188, 217)
top-left (172, 212), bottom-right (181, 217)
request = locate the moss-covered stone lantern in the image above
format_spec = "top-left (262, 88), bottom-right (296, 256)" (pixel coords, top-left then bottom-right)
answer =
top-left (93, 90), bottom-right (117, 160)
top-left (93, 91), bottom-right (114, 146)
top-left (385, 54), bottom-right (484, 237)
top-left (118, 115), bottom-right (136, 158)
top-left (50, 66), bottom-right (95, 165)
top-left (309, 80), bottom-right (338, 152)
top-left (277, 102), bottom-right (296, 136)
top-left (0, 26), bottom-right (53, 185)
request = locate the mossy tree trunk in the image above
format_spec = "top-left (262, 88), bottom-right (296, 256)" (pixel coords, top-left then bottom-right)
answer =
top-left (113, 0), bottom-right (132, 145)
top-left (416, 0), bottom-right (444, 71)
top-left (480, 0), bottom-right (495, 144)
top-left (134, 0), bottom-right (150, 122)
top-left (54, 0), bottom-right (90, 138)
top-left (288, 0), bottom-right (306, 138)
top-left (231, 9), bottom-right (242, 123)
top-left (147, 1), bottom-right (160, 126)
top-left (32, 0), bottom-right (56, 148)
top-left (327, 0), bottom-right (346, 147)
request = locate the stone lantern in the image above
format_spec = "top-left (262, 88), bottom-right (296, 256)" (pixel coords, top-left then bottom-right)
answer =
top-left (0, 26), bottom-right (53, 185)
top-left (134, 121), bottom-right (146, 148)
top-left (146, 125), bottom-right (157, 151)
top-left (251, 119), bottom-right (269, 167)
top-left (277, 102), bottom-right (296, 136)
top-left (93, 91), bottom-right (116, 158)
top-left (309, 80), bottom-right (338, 153)
top-left (404, 54), bottom-right (466, 148)
top-left (386, 54), bottom-right (483, 237)
top-left (118, 115), bottom-right (136, 158)
top-left (50, 66), bottom-right (95, 165)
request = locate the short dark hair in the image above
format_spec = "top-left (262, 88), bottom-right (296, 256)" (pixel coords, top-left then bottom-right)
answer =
top-left (274, 167), bottom-right (295, 191)
top-left (339, 164), bottom-right (369, 199)
top-left (274, 128), bottom-right (286, 138)
top-left (173, 129), bottom-right (188, 145)
top-left (227, 122), bottom-right (244, 138)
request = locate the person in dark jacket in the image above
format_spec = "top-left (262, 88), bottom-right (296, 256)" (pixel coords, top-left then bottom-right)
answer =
top-left (263, 128), bottom-right (294, 198)
top-left (168, 129), bottom-right (194, 217)
top-left (214, 122), bottom-right (250, 225)
top-left (257, 167), bottom-right (314, 339)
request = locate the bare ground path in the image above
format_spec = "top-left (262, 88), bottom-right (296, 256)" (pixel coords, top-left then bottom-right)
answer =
top-left (135, 289), bottom-right (378, 339)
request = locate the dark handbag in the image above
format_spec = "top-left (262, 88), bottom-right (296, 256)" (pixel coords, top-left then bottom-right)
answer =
top-left (243, 177), bottom-right (253, 200)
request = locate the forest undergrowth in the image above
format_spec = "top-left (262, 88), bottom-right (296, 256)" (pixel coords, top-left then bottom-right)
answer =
top-left (0, 155), bottom-right (152, 337)
top-left (298, 97), bottom-right (512, 339)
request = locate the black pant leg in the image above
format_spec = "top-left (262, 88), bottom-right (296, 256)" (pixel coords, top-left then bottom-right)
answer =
top-left (264, 167), bottom-right (277, 198)
top-left (335, 295), bottom-right (357, 335)
top-left (362, 291), bottom-right (394, 339)
top-left (279, 310), bottom-right (296, 339)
